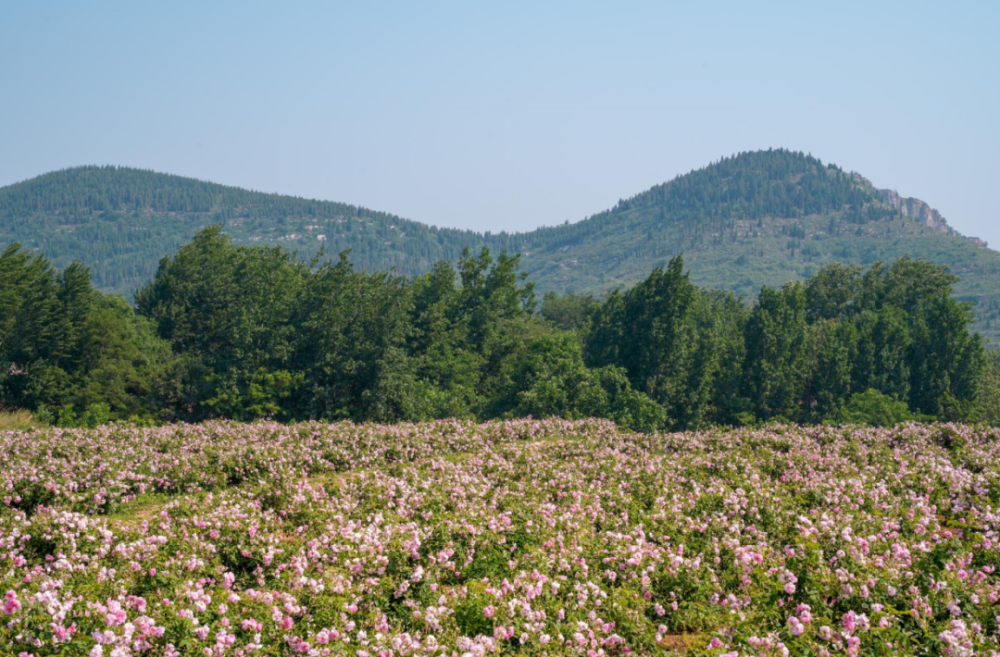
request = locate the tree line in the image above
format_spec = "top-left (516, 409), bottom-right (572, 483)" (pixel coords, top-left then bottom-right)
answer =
top-left (1, 225), bottom-right (996, 429)
top-left (1, 150), bottom-right (910, 298)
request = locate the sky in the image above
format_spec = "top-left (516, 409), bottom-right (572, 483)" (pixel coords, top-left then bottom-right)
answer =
top-left (2, 1), bottom-right (999, 246)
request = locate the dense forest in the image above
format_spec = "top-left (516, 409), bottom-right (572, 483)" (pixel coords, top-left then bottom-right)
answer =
top-left (1, 226), bottom-right (996, 429)
top-left (4, 149), bottom-right (1000, 341)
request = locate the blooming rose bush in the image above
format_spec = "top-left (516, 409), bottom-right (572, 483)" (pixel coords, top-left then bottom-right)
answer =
top-left (1, 419), bottom-right (1000, 655)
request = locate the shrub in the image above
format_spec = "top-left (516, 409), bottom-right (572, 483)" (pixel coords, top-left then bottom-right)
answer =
top-left (831, 388), bottom-right (912, 427)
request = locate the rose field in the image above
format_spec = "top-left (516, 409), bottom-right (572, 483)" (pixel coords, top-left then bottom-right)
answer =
top-left (2, 420), bottom-right (1000, 656)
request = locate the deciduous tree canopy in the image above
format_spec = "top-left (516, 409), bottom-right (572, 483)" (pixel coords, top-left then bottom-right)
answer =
top-left (0, 228), bottom-right (993, 428)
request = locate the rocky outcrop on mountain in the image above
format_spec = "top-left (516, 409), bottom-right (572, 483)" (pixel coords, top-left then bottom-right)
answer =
top-left (877, 188), bottom-right (951, 234)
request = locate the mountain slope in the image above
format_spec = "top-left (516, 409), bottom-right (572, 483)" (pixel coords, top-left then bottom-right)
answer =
top-left (0, 165), bottom-right (488, 292)
top-left (3, 150), bottom-right (1000, 339)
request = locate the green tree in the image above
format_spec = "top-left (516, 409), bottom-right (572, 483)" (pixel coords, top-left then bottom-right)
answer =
top-left (291, 255), bottom-right (414, 422)
top-left (807, 319), bottom-right (857, 418)
top-left (1, 246), bottom-right (172, 419)
top-left (852, 307), bottom-right (910, 401)
top-left (136, 226), bottom-right (308, 420)
top-left (495, 332), bottom-right (665, 432)
top-left (832, 389), bottom-right (912, 427)
top-left (584, 257), bottom-right (736, 429)
top-left (743, 282), bottom-right (808, 421)
top-left (805, 262), bottom-right (861, 322)
top-left (540, 291), bottom-right (599, 331)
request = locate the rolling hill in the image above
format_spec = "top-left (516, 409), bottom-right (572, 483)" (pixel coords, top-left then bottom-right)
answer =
top-left (3, 149), bottom-right (1000, 339)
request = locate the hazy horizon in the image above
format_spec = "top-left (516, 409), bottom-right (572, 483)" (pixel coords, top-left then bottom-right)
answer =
top-left (2, 1), bottom-right (998, 245)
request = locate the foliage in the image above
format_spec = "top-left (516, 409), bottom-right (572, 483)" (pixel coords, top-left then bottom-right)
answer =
top-left (0, 244), bottom-right (172, 421)
top-left (2, 419), bottom-right (1000, 655)
top-left (492, 332), bottom-right (666, 432)
top-left (585, 257), bottom-right (744, 429)
top-left (4, 150), bottom-right (1000, 341)
top-left (830, 388), bottom-right (913, 427)
top-left (964, 351), bottom-right (1000, 426)
top-left (743, 282), bottom-right (808, 421)
top-left (582, 255), bottom-right (986, 428)
top-left (0, 225), bottom-right (990, 429)
top-left (540, 291), bottom-right (599, 330)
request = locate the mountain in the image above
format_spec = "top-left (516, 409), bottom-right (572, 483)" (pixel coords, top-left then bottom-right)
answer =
top-left (0, 166), bottom-right (486, 293)
top-left (3, 149), bottom-right (1000, 340)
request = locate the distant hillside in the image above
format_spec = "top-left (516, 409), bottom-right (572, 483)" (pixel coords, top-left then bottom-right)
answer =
top-left (0, 165), bottom-right (487, 292)
top-left (3, 149), bottom-right (1000, 339)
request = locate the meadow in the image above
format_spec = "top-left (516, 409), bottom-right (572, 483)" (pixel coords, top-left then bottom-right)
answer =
top-left (1, 419), bottom-right (999, 656)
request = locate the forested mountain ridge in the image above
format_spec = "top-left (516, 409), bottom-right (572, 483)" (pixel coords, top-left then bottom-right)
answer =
top-left (0, 165), bottom-right (487, 292)
top-left (4, 149), bottom-right (1000, 339)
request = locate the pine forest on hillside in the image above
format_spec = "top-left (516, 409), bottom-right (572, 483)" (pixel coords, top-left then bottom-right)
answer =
top-left (3, 150), bottom-right (1000, 340)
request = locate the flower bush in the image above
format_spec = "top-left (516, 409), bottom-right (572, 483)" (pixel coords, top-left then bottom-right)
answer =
top-left (2, 419), bottom-right (1000, 655)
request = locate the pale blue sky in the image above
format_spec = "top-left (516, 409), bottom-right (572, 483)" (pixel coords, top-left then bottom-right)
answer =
top-left (2, 1), bottom-right (998, 245)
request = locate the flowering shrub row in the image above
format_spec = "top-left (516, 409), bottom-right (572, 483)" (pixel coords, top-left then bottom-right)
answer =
top-left (2, 420), bottom-right (999, 656)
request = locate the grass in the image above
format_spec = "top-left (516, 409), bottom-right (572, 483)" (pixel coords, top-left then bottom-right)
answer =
top-left (0, 410), bottom-right (39, 432)
top-left (105, 494), bottom-right (172, 525)
top-left (659, 633), bottom-right (709, 654)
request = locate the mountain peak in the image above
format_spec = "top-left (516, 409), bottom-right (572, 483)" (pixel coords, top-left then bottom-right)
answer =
top-left (875, 188), bottom-right (952, 235)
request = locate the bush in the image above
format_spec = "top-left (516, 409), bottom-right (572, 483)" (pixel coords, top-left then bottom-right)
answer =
top-left (831, 389), bottom-right (912, 427)
top-left (498, 334), bottom-right (666, 432)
